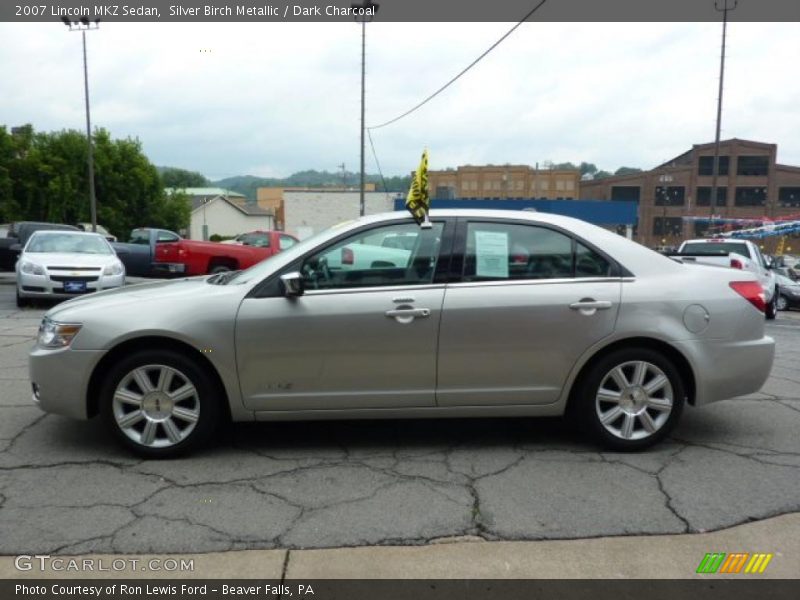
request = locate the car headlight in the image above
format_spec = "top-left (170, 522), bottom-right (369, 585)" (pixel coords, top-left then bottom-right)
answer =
top-left (20, 261), bottom-right (45, 275)
top-left (103, 262), bottom-right (124, 276)
top-left (37, 318), bottom-right (82, 348)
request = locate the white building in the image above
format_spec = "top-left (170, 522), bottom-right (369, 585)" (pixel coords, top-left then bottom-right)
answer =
top-left (283, 190), bottom-right (399, 239)
top-left (189, 195), bottom-right (274, 241)
top-left (166, 188), bottom-right (274, 240)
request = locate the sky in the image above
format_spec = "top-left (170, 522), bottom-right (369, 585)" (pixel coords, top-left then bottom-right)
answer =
top-left (1, 21), bottom-right (798, 180)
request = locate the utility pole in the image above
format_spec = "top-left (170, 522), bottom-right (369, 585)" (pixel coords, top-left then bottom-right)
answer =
top-left (709, 0), bottom-right (737, 230)
top-left (62, 16), bottom-right (100, 233)
top-left (352, 1), bottom-right (379, 216)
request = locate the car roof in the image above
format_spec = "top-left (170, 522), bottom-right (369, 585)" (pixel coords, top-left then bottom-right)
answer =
top-left (28, 230), bottom-right (108, 239)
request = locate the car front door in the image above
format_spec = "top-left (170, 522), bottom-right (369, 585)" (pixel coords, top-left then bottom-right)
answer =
top-left (235, 219), bottom-right (451, 411)
top-left (437, 219), bottom-right (621, 407)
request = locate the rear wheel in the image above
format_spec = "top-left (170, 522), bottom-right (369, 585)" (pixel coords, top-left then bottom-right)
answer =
top-left (574, 347), bottom-right (685, 451)
top-left (776, 294), bottom-right (788, 311)
top-left (209, 265), bottom-right (231, 274)
top-left (99, 349), bottom-right (222, 458)
top-left (766, 289), bottom-right (778, 320)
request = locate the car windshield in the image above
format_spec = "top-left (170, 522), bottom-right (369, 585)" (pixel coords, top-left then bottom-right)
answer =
top-left (26, 233), bottom-right (113, 255)
top-left (681, 242), bottom-right (750, 257)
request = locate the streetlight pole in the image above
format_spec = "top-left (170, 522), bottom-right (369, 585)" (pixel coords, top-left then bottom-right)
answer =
top-left (62, 16), bottom-right (100, 233)
top-left (709, 0), bottom-right (737, 230)
top-left (352, 1), bottom-right (379, 217)
top-left (658, 173), bottom-right (674, 248)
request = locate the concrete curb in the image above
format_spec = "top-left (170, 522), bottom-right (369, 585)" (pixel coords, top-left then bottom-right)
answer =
top-left (1, 512), bottom-right (798, 580)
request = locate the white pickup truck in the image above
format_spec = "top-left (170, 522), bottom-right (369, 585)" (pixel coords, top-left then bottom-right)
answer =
top-left (669, 238), bottom-right (778, 319)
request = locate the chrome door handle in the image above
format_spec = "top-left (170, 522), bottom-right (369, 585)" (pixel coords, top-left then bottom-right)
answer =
top-left (385, 308), bottom-right (431, 318)
top-left (569, 300), bottom-right (612, 310)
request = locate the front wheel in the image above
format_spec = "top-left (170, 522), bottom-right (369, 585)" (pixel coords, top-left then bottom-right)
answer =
top-left (15, 288), bottom-right (28, 308)
top-left (99, 349), bottom-right (222, 458)
top-left (574, 348), bottom-right (685, 451)
top-left (776, 294), bottom-right (789, 312)
top-left (765, 289), bottom-right (778, 320)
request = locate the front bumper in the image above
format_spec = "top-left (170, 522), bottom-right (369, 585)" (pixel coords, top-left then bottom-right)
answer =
top-left (29, 345), bottom-right (103, 419)
top-left (18, 271), bottom-right (125, 298)
top-left (675, 336), bottom-right (775, 406)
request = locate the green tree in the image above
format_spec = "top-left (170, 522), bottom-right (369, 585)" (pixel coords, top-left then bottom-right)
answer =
top-left (160, 167), bottom-right (209, 188)
top-left (0, 124), bottom-right (189, 239)
top-left (614, 166), bottom-right (643, 176)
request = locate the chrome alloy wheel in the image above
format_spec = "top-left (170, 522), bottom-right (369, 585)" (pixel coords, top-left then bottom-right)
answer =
top-left (112, 364), bottom-right (200, 448)
top-left (594, 360), bottom-right (674, 441)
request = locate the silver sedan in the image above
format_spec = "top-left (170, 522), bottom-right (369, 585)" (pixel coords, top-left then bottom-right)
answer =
top-left (29, 210), bottom-right (775, 457)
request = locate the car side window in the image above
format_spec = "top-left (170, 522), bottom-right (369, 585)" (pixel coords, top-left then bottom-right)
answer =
top-left (464, 222), bottom-right (573, 281)
top-left (301, 222), bottom-right (444, 290)
top-left (463, 222), bottom-right (615, 281)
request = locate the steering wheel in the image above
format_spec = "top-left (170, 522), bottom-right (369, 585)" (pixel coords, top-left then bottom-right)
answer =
top-left (301, 257), bottom-right (332, 289)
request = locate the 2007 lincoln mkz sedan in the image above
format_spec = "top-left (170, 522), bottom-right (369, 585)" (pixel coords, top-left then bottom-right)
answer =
top-left (30, 210), bottom-right (775, 457)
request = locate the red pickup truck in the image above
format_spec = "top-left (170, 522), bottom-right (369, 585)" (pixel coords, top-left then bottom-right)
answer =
top-left (112, 228), bottom-right (298, 277)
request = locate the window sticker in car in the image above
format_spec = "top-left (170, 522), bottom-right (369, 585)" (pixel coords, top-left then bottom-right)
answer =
top-left (475, 230), bottom-right (509, 278)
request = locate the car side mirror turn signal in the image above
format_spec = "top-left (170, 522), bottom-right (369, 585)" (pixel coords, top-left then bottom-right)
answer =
top-left (280, 272), bottom-right (304, 297)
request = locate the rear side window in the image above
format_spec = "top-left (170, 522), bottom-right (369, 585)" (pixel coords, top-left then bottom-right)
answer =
top-left (681, 242), bottom-right (750, 257)
top-left (463, 222), bottom-right (615, 282)
top-left (279, 235), bottom-right (296, 250)
top-left (156, 231), bottom-right (180, 243)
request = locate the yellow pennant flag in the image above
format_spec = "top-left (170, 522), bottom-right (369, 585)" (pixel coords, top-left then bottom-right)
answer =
top-left (405, 150), bottom-right (430, 225)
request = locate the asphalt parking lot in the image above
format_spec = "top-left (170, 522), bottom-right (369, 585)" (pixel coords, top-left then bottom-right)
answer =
top-left (1, 283), bottom-right (799, 555)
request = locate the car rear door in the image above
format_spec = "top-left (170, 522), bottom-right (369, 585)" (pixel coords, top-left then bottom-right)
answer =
top-left (235, 218), bottom-right (453, 411)
top-left (436, 218), bottom-right (621, 407)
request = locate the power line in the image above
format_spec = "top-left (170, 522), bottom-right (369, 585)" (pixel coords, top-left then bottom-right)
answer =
top-left (367, 0), bottom-right (550, 130)
top-left (367, 128), bottom-right (392, 201)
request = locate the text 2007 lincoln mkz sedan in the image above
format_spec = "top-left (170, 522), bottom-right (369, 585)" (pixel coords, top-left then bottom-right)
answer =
top-left (30, 210), bottom-right (775, 457)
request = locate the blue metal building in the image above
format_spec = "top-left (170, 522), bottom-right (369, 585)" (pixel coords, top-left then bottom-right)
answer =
top-left (392, 198), bottom-right (638, 227)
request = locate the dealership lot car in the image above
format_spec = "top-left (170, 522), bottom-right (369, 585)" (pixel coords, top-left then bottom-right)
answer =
top-left (29, 210), bottom-right (775, 457)
top-left (16, 231), bottom-right (125, 307)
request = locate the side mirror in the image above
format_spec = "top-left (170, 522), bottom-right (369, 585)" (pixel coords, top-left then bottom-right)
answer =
top-left (280, 271), bottom-right (304, 297)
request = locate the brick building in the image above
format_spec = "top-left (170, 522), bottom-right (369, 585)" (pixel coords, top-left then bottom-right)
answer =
top-left (579, 139), bottom-right (800, 248)
top-left (427, 165), bottom-right (581, 201)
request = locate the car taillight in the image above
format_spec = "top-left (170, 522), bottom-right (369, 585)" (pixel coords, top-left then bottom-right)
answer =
top-left (730, 258), bottom-right (744, 269)
top-left (342, 247), bottom-right (354, 265)
top-left (729, 281), bottom-right (766, 313)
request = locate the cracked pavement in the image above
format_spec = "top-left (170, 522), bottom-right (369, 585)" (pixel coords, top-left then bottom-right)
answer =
top-left (1, 285), bottom-right (800, 554)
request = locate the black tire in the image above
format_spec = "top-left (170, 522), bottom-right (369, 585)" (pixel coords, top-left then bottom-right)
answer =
top-left (573, 347), bottom-right (686, 451)
top-left (99, 349), bottom-right (222, 458)
top-left (209, 265), bottom-right (232, 275)
top-left (765, 290), bottom-right (778, 320)
top-left (15, 289), bottom-right (28, 308)
top-left (776, 294), bottom-right (789, 312)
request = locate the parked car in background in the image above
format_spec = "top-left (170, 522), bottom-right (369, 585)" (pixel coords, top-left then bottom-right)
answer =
top-left (0, 221), bottom-right (80, 272)
top-left (775, 273), bottom-right (800, 311)
top-left (220, 230), bottom-right (298, 250)
top-left (112, 228), bottom-right (298, 277)
top-left (15, 230), bottom-right (125, 307)
top-left (29, 210), bottom-right (774, 457)
top-left (76, 223), bottom-right (117, 243)
top-left (669, 238), bottom-right (778, 319)
top-left (774, 266), bottom-right (798, 282)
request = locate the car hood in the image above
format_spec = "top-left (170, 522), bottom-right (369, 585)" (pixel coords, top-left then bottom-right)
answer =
top-left (23, 252), bottom-right (119, 267)
top-left (45, 277), bottom-right (216, 320)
